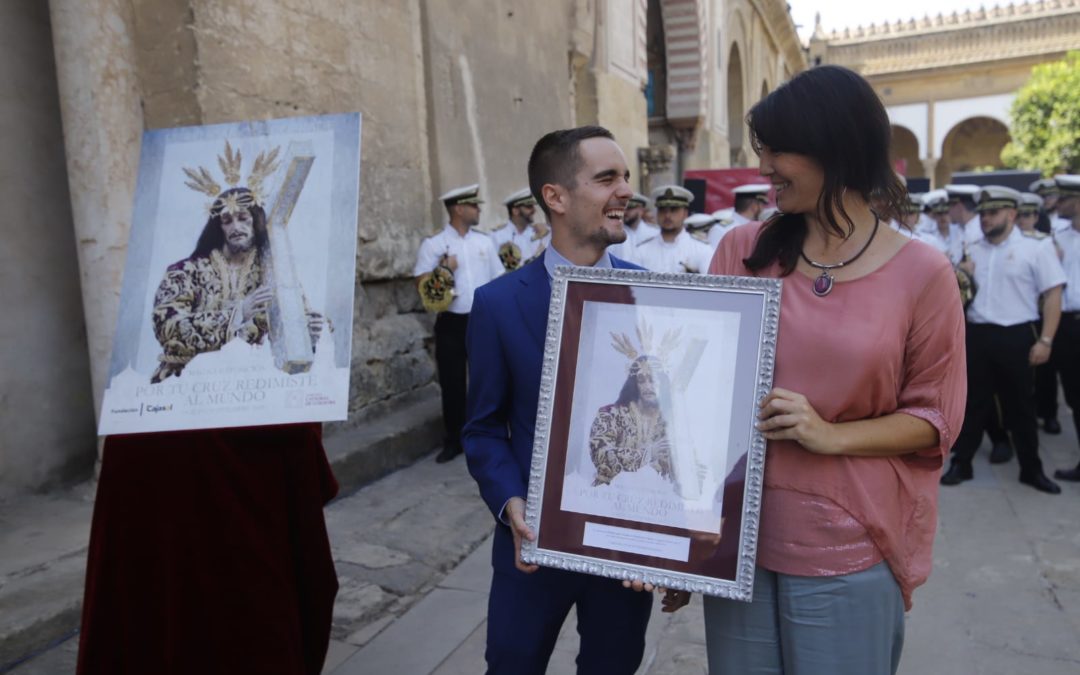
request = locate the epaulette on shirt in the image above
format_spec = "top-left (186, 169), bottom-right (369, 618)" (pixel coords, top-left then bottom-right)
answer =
top-left (1021, 230), bottom-right (1049, 240)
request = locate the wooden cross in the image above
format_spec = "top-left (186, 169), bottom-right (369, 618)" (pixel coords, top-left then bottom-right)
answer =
top-left (262, 141), bottom-right (316, 374)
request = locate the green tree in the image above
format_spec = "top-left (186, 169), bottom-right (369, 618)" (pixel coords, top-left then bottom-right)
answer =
top-left (1002, 51), bottom-right (1080, 176)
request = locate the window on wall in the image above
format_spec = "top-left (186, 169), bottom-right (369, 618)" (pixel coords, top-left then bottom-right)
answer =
top-left (646, 0), bottom-right (667, 119)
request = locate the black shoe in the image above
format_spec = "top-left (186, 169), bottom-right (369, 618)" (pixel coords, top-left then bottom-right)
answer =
top-left (1019, 471), bottom-right (1061, 494)
top-left (1053, 465), bottom-right (1080, 482)
top-left (940, 462), bottom-right (973, 486)
top-left (989, 441), bottom-right (1014, 464)
top-left (435, 445), bottom-right (462, 463)
top-left (1043, 418), bottom-right (1062, 435)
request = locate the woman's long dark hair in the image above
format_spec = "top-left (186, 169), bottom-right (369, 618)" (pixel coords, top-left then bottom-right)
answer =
top-left (190, 187), bottom-right (270, 259)
top-left (743, 66), bottom-right (907, 274)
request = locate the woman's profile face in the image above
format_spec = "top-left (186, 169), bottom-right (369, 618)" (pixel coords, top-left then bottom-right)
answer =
top-left (757, 146), bottom-right (825, 216)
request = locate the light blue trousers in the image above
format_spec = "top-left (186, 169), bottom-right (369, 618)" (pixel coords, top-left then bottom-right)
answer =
top-left (703, 562), bottom-right (905, 675)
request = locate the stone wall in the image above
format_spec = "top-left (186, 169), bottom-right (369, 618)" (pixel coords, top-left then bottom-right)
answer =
top-left (421, 0), bottom-right (574, 230)
top-left (0, 1), bottom-right (96, 497)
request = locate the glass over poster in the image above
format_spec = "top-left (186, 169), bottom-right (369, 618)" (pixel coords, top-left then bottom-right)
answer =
top-left (521, 267), bottom-right (781, 600)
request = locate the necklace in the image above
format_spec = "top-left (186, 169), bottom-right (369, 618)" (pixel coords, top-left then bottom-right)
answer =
top-left (799, 214), bottom-right (880, 297)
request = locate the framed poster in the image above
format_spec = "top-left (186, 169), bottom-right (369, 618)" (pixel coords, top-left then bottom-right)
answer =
top-left (98, 113), bottom-right (361, 434)
top-left (521, 266), bottom-right (781, 600)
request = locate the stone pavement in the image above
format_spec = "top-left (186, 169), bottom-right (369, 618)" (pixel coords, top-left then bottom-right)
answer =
top-left (323, 425), bottom-right (1080, 674)
top-left (9, 418), bottom-right (1080, 674)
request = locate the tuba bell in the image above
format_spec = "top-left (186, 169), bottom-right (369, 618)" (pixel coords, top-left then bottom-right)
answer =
top-left (418, 260), bottom-right (455, 313)
top-left (498, 241), bottom-right (523, 272)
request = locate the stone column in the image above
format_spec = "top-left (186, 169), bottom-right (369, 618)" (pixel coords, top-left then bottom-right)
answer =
top-left (922, 158), bottom-right (939, 188)
top-left (49, 0), bottom-right (143, 420)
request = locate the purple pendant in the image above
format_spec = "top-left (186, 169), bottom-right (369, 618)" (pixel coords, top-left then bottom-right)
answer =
top-left (812, 271), bottom-right (834, 297)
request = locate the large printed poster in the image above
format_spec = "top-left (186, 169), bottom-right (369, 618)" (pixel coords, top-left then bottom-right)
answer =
top-left (98, 113), bottom-right (361, 434)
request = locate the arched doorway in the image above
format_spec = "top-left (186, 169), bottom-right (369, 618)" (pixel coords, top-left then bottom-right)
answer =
top-left (727, 44), bottom-right (745, 166)
top-left (935, 117), bottom-right (1010, 186)
top-left (891, 125), bottom-right (924, 179)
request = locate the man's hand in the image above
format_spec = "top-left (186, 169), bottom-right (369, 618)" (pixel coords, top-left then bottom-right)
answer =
top-left (1030, 340), bottom-right (1052, 366)
top-left (439, 254), bottom-right (459, 272)
top-left (241, 286), bottom-right (274, 322)
top-left (504, 496), bottom-right (538, 574)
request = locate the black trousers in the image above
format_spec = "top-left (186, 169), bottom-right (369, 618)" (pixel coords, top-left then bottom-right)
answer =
top-left (1035, 318), bottom-right (1061, 421)
top-left (951, 322), bottom-right (1045, 474)
top-left (434, 312), bottom-right (469, 449)
top-left (1054, 312), bottom-right (1080, 445)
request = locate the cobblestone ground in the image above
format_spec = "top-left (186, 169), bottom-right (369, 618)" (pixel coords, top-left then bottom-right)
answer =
top-left (12, 417), bottom-right (1080, 674)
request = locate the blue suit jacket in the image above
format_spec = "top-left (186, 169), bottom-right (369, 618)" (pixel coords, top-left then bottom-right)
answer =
top-left (463, 254), bottom-right (641, 573)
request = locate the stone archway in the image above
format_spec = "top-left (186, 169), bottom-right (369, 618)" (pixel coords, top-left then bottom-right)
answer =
top-left (935, 116), bottom-right (1010, 186)
top-left (891, 125), bottom-right (923, 178)
top-left (727, 44), bottom-right (745, 166)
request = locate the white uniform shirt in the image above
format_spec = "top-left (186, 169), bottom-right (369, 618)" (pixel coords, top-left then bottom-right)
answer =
top-left (962, 214), bottom-right (983, 245)
top-left (966, 226), bottom-right (1067, 326)
top-left (634, 229), bottom-right (714, 274)
top-left (916, 213), bottom-right (937, 235)
top-left (608, 219), bottom-right (660, 263)
top-left (916, 224), bottom-right (965, 265)
top-left (1055, 225), bottom-right (1080, 311)
top-left (413, 224), bottom-right (503, 314)
top-left (490, 221), bottom-right (549, 263)
top-left (708, 211), bottom-right (753, 249)
top-left (1051, 215), bottom-right (1071, 233)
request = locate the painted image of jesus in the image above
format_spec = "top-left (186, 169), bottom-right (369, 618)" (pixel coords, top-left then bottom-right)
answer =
top-left (588, 352), bottom-right (676, 486)
top-left (150, 143), bottom-right (324, 383)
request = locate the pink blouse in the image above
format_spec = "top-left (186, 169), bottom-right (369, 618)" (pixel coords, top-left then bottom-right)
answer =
top-left (710, 222), bottom-right (967, 610)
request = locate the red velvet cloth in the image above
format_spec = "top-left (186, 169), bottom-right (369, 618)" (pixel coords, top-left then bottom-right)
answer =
top-left (76, 424), bottom-right (339, 675)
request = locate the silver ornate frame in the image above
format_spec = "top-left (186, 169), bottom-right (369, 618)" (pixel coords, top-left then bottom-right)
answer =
top-left (521, 266), bottom-right (781, 600)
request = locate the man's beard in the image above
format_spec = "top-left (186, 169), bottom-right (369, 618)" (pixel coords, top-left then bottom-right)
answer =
top-left (983, 223), bottom-right (1008, 240)
top-left (225, 237), bottom-right (254, 256)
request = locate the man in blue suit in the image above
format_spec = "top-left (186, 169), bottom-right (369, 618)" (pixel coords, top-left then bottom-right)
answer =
top-left (463, 126), bottom-right (655, 674)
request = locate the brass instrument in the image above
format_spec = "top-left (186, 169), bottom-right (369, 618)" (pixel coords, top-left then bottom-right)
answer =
top-left (418, 253), bottom-right (455, 313)
top-left (956, 246), bottom-right (976, 310)
top-left (498, 241), bottom-right (523, 272)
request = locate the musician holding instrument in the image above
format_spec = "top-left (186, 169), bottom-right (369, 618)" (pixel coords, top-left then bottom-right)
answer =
top-left (490, 187), bottom-right (550, 272)
top-left (940, 186), bottom-right (1066, 494)
top-left (414, 184), bottom-right (504, 463)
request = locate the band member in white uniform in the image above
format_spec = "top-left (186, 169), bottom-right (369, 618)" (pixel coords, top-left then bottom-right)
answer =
top-left (1050, 174), bottom-right (1080, 481)
top-left (490, 187), bottom-right (549, 271)
top-left (607, 192), bottom-right (659, 263)
top-left (1030, 177), bottom-right (1071, 233)
top-left (414, 184), bottom-right (504, 462)
top-left (941, 186), bottom-right (1066, 494)
top-left (707, 183), bottom-right (769, 249)
top-left (945, 183), bottom-right (983, 245)
top-left (634, 185), bottom-right (714, 274)
top-left (684, 212), bottom-right (718, 243)
top-left (915, 190), bottom-right (964, 265)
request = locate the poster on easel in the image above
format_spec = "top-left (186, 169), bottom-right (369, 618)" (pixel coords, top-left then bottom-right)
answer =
top-left (98, 113), bottom-right (361, 435)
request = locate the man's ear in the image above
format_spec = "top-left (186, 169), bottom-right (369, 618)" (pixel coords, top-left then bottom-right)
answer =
top-left (542, 184), bottom-right (567, 216)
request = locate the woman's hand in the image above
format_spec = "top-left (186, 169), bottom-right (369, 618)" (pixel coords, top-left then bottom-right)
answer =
top-left (757, 387), bottom-right (838, 455)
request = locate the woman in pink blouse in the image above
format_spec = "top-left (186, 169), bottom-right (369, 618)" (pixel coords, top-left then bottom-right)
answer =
top-left (705, 66), bottom-right (966, 674)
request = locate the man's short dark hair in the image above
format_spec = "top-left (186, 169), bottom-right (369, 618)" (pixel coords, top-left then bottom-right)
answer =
top-left (734, 195), bottom-right (758, 213)
top-left (528, 126), bottom-right (615, 219)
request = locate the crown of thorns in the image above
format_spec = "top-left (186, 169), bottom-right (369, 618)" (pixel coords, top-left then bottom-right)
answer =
top-left (183, 140), bottom-right (281, 216)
